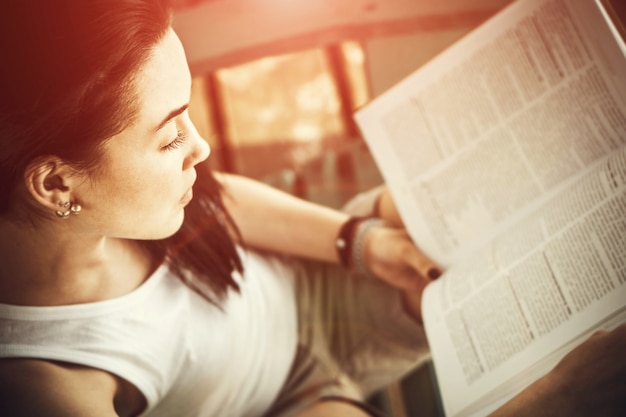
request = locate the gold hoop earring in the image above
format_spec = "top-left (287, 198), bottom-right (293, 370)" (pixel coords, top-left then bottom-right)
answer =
top-left (55, 201), bottom-right (81, 219)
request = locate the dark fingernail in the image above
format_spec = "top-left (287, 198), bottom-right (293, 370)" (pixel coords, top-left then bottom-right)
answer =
top-left (428, 268), bottom-right (442, 280)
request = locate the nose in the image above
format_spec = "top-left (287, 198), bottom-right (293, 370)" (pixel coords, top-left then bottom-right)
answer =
top-left (184, 126), bottom-right (211, 170)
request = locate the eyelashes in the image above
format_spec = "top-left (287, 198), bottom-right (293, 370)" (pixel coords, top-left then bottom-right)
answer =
top-left (161, 130), bottom-right (187, 151)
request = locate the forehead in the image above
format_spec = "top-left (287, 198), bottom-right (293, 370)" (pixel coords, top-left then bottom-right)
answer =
top-left (133, 29), bottom-right (191, 128)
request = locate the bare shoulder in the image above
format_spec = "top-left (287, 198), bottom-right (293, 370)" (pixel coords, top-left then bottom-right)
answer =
top-left (0, 359), bottom-right (124, 417)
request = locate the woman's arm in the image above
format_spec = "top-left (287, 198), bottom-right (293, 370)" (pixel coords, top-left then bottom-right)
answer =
top-left (0, 359), bottom-right (124, 417)
top-left (217, 173), bottom-right (440, 293)
top-left (217, 172), bottom-right (348, 263)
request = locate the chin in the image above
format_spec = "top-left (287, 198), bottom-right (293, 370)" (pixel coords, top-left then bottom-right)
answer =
top-left (144, 211), bottom-right (186, 241)
top-left (163, 212), bottom-right (186, 238)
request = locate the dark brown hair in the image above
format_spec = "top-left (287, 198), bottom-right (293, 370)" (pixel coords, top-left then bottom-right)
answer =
top-left (0, 0), bottom-right (242, 302)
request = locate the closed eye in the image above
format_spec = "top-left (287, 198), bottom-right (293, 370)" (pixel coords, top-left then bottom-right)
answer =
top-left (161, 130), bottom-right (187, 151)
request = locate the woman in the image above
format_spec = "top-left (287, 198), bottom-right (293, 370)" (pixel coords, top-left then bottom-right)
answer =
top-left (0, 0), bottom-right (623, 416)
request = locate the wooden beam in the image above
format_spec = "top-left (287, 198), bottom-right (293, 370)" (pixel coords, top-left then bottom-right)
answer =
top-left (173, 0), bottom-right (513, 75)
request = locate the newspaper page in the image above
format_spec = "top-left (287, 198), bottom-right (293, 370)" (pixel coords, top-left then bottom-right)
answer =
top-left (422, 147), bottom-right (626, 416)
top-left (355, 0), bottom-right (626, 268)
top-left (355, 0), bottom-right (626, 415)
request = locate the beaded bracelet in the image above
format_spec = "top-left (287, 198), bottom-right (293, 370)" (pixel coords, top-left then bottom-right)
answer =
top-left (351, 218), bottom-right (386, 279)
top-left (335, 216), bottom-right (386, 278)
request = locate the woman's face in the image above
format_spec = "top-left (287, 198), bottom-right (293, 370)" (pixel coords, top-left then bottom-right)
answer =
top-left (72, 28), bottom-right (210, 240)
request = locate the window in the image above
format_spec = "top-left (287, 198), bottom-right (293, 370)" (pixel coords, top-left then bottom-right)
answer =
top-left (189, 42), bottom-right (371, 180)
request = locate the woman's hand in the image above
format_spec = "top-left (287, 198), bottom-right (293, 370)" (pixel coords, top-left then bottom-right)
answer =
top-left (361, 225), bottom-right (441, 323)
top-left (544, 323), bottom-right (626, 417)
top-left (489, 323), bottom-right (626, 417)
top-left (374, 188), bottom-right (405, 227)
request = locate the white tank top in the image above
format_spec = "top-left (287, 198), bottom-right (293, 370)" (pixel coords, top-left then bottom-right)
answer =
top-left (0, 249), bottom-right (298, 417)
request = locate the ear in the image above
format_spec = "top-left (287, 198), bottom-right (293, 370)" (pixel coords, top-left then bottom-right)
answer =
top-left (23, 156), bottom-right (79, 213)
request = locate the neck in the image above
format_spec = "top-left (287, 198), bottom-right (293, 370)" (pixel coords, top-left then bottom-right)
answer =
top-left (0, 218), bottom-right (154, 306)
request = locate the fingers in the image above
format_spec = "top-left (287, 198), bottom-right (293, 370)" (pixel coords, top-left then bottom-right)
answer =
top-left (376, 188), bottom-right (405, 227)
top-left (591, 329), bottom-right (609, 338)
top-left (590, 322), bottom-right (626, 340)
top-left (365, 227), bottom-right (442, 291)
top-left (397, 231), bottom-right (442, 282)
top-left (599, 322), bottom-right (626, 346)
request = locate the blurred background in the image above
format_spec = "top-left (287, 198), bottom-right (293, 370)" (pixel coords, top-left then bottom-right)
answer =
top-left (172, 1), bottom-right (513, 415)
top-left (174, 0), bottom-right (513, 209)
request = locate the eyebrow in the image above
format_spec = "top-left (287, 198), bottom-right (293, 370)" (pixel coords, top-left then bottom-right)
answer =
top-left (155, 104), bottom-right (188, 132)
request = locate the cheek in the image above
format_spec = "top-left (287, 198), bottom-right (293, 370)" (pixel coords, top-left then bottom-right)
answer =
top-left (82, 161), bottom-right (149, 210)
top-left (76, 161), bottom-right (187, 238)
top-left (120, 161), bottom-right (183, 210)
top-left (117, 170), bottom-right (168, 206)
top-left (85, 149), bottom-right (184, 213)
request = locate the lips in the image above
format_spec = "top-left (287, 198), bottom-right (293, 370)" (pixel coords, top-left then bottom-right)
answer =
top-left (180, 171), bottom-right (197, 205)
top-left (180, 187), bottom-right (193, 205)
